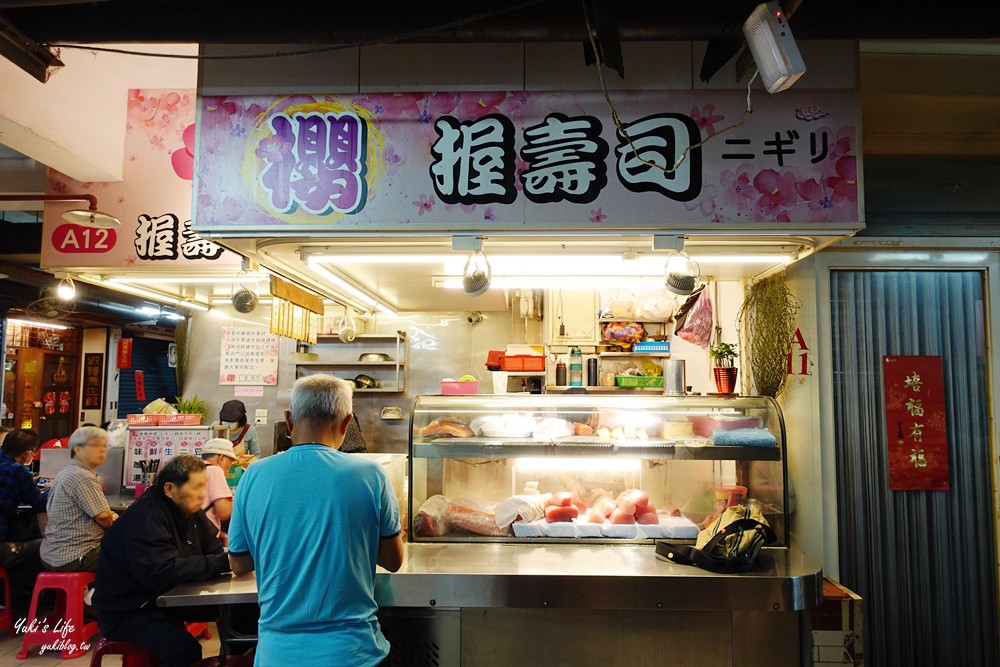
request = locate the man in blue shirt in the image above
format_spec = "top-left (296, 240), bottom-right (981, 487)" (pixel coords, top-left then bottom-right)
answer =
top-left (0, 429), bottom-right (49, 611)
top-left (228, 375), bottom-right (403, 666)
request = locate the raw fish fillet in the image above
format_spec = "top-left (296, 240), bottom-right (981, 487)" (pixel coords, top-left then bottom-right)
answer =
top-left (413, 495), bottom-right (449, 537)
top-left (610, 508), bottom-right (637, 524)
top-left (544, 505), bottom-right (580, 522)
top-left (446, 497), bottom-right (511, 537)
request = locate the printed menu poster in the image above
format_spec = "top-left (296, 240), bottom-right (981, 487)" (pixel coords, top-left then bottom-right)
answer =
top-left (126, 427), bottom-right (210, 486)
top-left (219, 327), bottom-right (279, 385)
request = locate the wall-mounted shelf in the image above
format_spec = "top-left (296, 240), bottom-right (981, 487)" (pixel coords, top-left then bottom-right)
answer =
top-left (296, 361), bottom-right (397, 367)
top-left (297, 331), bottom-right (407, 393)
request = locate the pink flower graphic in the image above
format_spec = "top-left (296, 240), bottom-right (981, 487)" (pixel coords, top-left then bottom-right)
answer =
top-left (684, 184), bottom-right (719, 217)
top-left (690, 104), bottom-right (725, 135)
top-left (383, 144), bottom-right (407, 176)
top-left (753, 169), bottom-right (799, 215)
top-left (413, 194), bottom-right (436, 215)
top-left (200, 99), bottom-right (240, 130)
top-left (483, 206), bottom-right (496, 222)
top-left (825, 156), bottom-right (857, 203)
top-left (589, 207), bottom-right (607, 223)
top-left (417, 93), bottom-right (459, 123)
top-left (255, 133), bottom-right (292, 164)
top-left (719, 163), bottom-right (757, 216)
top-left (797, 178), bottom-right (834, 211)
top-left (454, 92), bottom-right (507, 119)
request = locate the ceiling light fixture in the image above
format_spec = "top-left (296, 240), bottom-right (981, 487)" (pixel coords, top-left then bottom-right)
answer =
top-left (56, 277), bottom-right (76, 301)
top-left (305, 259), bottom-right (398, 315)
top-left (0, 194), bottom-right (120, 228)
top-left (433, 276), bottom-right (667, 290)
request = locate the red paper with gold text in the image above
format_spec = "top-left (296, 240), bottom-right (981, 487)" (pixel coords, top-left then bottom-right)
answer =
top-left (883, 356), bottom-right (949, 491)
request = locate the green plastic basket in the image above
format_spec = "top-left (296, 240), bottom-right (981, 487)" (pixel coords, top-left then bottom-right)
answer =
top-left (615, 375), bottom-right (665, 388)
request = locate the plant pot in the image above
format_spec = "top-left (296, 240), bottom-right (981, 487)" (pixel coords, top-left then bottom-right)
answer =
top-left (713, 367), bottom-right (739, 394)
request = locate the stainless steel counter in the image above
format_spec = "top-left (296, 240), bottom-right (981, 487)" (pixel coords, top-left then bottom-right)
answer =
top-left (157, 543), bottom-right (822, 612)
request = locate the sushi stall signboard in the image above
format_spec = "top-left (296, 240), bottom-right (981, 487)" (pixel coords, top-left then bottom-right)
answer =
top-left (193, 89), bottom-right (860, 235)
top-left (883, 355), bottom-right (950, 491)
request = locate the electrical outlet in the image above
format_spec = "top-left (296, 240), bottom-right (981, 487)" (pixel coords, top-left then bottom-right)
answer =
top-left (254, 409), bottom-right (268, 425)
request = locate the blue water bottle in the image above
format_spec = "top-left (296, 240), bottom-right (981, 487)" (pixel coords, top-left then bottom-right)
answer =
top-left (569, 347), bottom-right (583, 386)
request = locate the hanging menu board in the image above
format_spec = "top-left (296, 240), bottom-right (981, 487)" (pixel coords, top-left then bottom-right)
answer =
top-left (219, 327), bottom-right (279, 385)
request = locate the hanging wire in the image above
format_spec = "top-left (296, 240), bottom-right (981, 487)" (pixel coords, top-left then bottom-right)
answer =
top-left (581, 0), bottom-right (758, 176)
top-left (47, 1), bottom-right (543, 60)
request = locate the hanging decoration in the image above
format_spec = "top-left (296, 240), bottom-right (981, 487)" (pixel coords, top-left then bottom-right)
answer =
top-left (736, 270), bottom-right (801, 397)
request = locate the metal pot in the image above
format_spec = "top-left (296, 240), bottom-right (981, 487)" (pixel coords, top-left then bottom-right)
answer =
top-left (353, 374), bottom-right (379, 389)
top-left (359, 352), bottom-right (391, 362)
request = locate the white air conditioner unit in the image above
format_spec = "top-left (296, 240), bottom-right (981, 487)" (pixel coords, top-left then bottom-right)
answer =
top-left (743, 1), bottom-right (806, 93)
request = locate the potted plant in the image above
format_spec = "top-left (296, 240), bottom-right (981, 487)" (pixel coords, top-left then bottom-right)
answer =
top-left (169, 395), bottom-right (209, 425)
top-left (709, 342), bottom-right (739, 394)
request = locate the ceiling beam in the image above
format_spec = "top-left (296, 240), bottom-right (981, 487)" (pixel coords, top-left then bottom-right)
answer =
top-left (0, 12), bottom-right (62, 82)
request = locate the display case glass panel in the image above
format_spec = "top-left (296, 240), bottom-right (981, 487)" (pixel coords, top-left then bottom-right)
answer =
top-left (409, 394), bottom-right (787, 544)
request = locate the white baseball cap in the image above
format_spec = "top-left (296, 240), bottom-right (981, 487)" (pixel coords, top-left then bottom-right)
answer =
top-left (202, 438), bottom-right (237, 460)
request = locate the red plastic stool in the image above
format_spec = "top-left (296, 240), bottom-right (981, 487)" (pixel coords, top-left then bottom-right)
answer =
top-left (0, 566), bottom-right (14, 637)
top-left (17, 571), bottom-right (99, 660)
top-left (186, 622), bottom-right (213, 639)
top-left (88, 638), bottom-right (159, 667)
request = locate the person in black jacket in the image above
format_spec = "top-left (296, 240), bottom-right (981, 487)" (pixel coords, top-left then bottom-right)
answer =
top-left (94, 454), bottom-right (230, 667)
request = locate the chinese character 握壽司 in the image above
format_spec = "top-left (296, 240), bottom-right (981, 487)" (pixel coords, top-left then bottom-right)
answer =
top-left (905, 398), bottom-right (924, 418)
top-left (762, 130), bottom-right (799, 167)
top-left (430, 114), bottom-right (517, 205)
top-left (909, 448), bottom-right (928, 468)
top-left (909, 423), bottom-right (924, 443)
top-left (615, 113), bottom-right (702, 202)
top-left (519, 113), bottom-right (608, 204)
top-left (260, 111), bottom-right (368, 215)
top-left (904, 372), bottom-right (923, 392)
top-left (134, 213), bottom-right (180, 260)
top-left (179, 220), bottom-right (224, 260)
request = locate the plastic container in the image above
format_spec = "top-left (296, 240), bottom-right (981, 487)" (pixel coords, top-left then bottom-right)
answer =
top-left (569, 347), bottom-right (583, 386)
top-left (633, 340), bottom-right (671, 354)
top-left (158, 414), bottom-right (203, 426)
top-left (500, 355), bottom-right (545, 372)
top-left (126, 414), bottom-right (159, 426)
top-left (440, 380), bottom-right (479, 395)
top-left (485, 350), bottom-right (504, 370)
top-left (615, 375), bottom-right (665, 388)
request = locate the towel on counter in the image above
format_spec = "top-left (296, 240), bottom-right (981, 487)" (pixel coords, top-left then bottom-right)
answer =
top-left (495, 493), bottom-right (552, 528)
top-left (710, 428), bottom-right (777, 448)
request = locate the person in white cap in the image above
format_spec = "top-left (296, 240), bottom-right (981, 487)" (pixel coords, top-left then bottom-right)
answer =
top-left (200, 438), bottom-right (236, 542)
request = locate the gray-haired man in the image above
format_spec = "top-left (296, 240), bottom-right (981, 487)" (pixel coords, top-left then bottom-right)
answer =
top-left (40, 426), bottom-right (117, 571)
top-left (228, 374), bottom-right (404, 666)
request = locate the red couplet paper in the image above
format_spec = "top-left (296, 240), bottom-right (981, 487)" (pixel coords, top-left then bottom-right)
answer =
top-left (117, 338), bottom-right (133, 369)
top-left (883, 356), bottom-right (949, 491)
top-left (134, 370), bottom-right (146, 403)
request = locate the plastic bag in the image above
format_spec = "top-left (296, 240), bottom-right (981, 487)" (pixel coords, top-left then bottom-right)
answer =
top-left (635, 293), bottom-right (675, 321)
top-left (675, 288), bottom-right (713, 348)
top-left (601, 322), bottom-right (646, 348)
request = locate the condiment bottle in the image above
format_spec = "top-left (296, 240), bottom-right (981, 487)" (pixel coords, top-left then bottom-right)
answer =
top-left (555, 358), bottom-right (567, 386)
top-left (569, 347), bottom-right (583, 386)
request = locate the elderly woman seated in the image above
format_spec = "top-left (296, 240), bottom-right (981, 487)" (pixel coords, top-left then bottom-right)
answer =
top-left (40, 426), bottom-right (118, 572)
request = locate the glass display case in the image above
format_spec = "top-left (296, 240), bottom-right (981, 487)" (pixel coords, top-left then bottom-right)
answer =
top-left (409, 394), bottom-right (787, 545)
